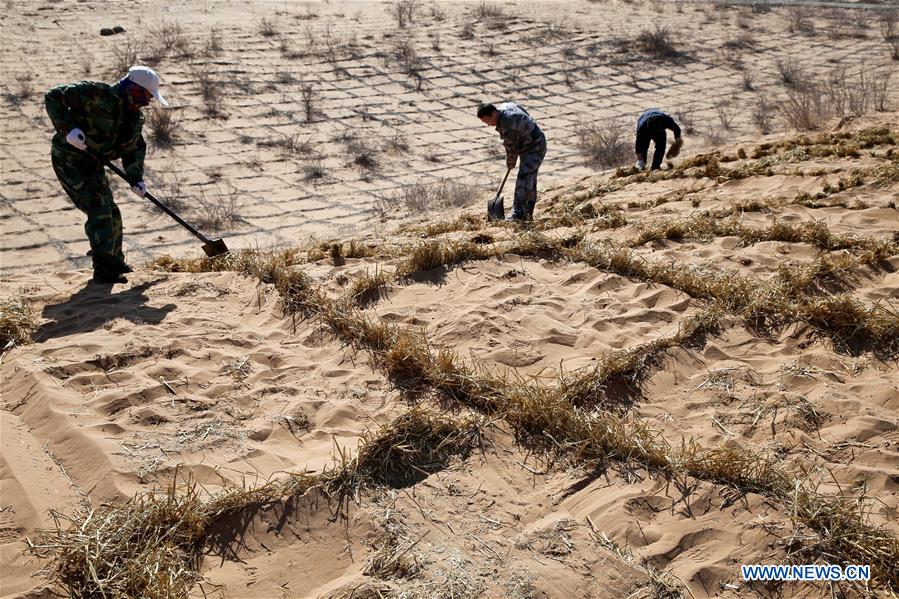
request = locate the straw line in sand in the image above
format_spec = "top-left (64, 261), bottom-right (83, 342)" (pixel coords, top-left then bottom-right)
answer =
top-left (29, 407), bottom-right (483, 599)
top-left (146, 255), bottom-right (899, 590)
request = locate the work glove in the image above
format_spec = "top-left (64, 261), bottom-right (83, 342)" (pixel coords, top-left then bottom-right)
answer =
top-left (130, 181), bottom-right (147, 198)
top-left (635, 159), bottom-right (646, 170)
top-left (66, 128), bottom-right (87, 151)
top-left (506, 155), bottom-right (517, 169)
top-left (666, 137), bottom-right (683, 159)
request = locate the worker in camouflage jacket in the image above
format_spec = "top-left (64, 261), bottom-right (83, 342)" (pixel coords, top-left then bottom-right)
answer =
top-left (478, 102), bottom-right (547, 221)
top-left (45, 66), bottom-right (168, 284)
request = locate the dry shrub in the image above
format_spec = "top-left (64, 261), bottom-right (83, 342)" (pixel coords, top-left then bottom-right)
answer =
top-left (635, 25), bottom-right (679, 59)
top-left (753, 97), bottom-right (775, 134)
top-left (203, 28), bottom-right (223, 57)
top-left (388, 179), bottom-right (479, 213)
top-left (145, 105), bottom-right (181, 148)
top-left (1, 294), bottom-right (36, 351)
top-left (775, 57), bottom-right (804, 86)
top-left (109, 38), bottom-right (140, 78)
top-left (391, 36), bottom-right (424, 88)
top-left (347, 138), bottom-right (380, 171)
top-left (193, 186), bottom-right (242, 231)
top-left (781, 82), bottom-right (829, 131)
top-left (787, 6), bottom-right (814, 34)
top-left (4, 73), bottom-right (33, 106)
top-left (390, 0), bottom-right (418, 28)
top-left (823, 65), bottom-right (895, 115)
top-left (148, 20), bottom-right (192, 59)
top-left (258, 16), bottom-right (277, 37)
top-left (674, 103), bottom-right (697, 134)
top-left (258, 134), bottom-right (313, 157)
top-left (303, 154), bottom-right (326, 181)
top-left (714, 98), bottom-right (739, 130)
top-left (475, 1), bottom-right (503, 19)
top-left (300, 82), bottom-right (318, 122)
top-left (741, 69), bottom-right (754, 91)
top-left (576, 119), bottom-right (631, 170)
top-left (191, 65), bottom-right (225, 118)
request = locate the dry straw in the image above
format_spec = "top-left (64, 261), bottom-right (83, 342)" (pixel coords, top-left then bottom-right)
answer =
top-left (0, 294), bottom-right (37, 351)
top-left (30, 408), bottom-right (480, 598)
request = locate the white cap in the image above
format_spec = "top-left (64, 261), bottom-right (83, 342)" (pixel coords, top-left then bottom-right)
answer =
top-left (127, 65), bottom-right (169, 107)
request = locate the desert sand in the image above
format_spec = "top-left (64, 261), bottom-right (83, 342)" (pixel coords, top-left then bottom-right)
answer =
top-left (2, 1), bottom-right (899, 598)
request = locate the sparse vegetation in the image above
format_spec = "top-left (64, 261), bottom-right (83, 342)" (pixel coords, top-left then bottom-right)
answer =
top-left (203, 28), bottom-right (223, 57)
top-left (109, 38), bottom-right (140, 78)
top-left (303, 154), bottom-right (326, 181)
top-left (781, 81), bottom-right (828, 131)
top-left (575, 119), bottom-right (632, 170)
top-left (750, 99), bottom-right (773, 135)
top-left (298, 82), bottom-right (318, 122)
top-left (776, 57), bottom-right (803, 86)
top-left (348, 137), bottom-right (380, 171)
top-left (787, 6), bottom-right (814, 35)
top-left (674, 103), bottom-right (697, 134)
top-left (714, 98), bottom-right (739, 130)
top-left (4, 73), bottom-right (33, 105)
top-left (390, 0), bottom-right (418, 28)
top-left (144, 105), bottom-right (181, 148)
top-left (391, 36), bottom-right (424, 89)
top-left (258, 16), bottom-right (277, 37)
top-left (193, 185), bottom-right (242, 231)
top-left (635, 25), bottom-right (679, 59)
top-left (387, 179), bottom-right (480, 213)
top-left (191, 66), bottom-right (225, 118)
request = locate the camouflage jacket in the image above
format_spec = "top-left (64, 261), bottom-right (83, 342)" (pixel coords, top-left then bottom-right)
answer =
top-left (45, 81), bottom-right (146, 181)
top-left (495, 102), bottom-right (545, 163)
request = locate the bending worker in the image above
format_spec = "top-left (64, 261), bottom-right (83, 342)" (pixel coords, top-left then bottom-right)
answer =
top-left (634, 108), bottom-right (682, 171)
top-left (45, 66), bottom-right (168, 284)
top-left (478, 102), bottom-right (547, 221)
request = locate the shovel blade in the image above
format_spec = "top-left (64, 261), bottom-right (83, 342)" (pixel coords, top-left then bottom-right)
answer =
top-left (202, 238), bottom-right (230, 258)
top-left (487, 195), bottom-right (505, 221)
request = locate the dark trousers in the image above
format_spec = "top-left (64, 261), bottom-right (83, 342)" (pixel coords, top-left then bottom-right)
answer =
top-left (51, 142), bottom-right (128, 274)
top-left (635, 116), bottom-right (676, 170)
top-left (512, 143), bottom-right (547, 220)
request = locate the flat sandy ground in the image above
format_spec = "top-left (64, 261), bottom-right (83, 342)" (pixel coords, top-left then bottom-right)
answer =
top-left (2, 1), bottom-right (899, 598)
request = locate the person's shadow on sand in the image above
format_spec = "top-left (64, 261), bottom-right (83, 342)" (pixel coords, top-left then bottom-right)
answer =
top-left (36, 278), bottom-right (176, 340)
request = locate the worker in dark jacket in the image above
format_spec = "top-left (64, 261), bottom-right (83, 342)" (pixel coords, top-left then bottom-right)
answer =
top-left (478, 102), bottom-right (547, 221)
top-left (45, 66), bottom-right (168, 284)
top-left (634, 108), bottom-right (682, 171)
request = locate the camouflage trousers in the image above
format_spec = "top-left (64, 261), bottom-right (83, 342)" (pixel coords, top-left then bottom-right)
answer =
top-left (512, 143), bottom-right (547, 220)
top-left (51, 142), bottom-right (128, 274)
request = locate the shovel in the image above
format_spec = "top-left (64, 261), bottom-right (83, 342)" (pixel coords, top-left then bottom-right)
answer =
top-left (90, 151), bottom-right (229, 257)
top-left (487, 167), bottom-right (511, 221)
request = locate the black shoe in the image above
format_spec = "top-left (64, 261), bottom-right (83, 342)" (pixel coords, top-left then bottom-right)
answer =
top-left (92, 271), bottom-right (128, 284)
top-left (116, 262), bottom-right (134, 274)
